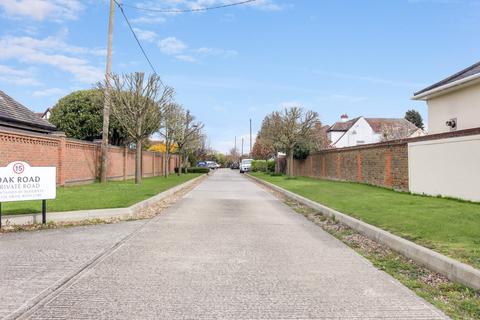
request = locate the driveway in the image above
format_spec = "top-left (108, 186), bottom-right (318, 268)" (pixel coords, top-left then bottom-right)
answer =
top-left (1, 169), bottom-right (447, 319)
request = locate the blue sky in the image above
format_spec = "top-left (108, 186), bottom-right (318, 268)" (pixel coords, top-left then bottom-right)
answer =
top-left (1, 0), bottom-right (479, 152)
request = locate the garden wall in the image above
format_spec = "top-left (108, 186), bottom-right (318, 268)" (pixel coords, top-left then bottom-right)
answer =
top-left (0, 128), bottom-right (178, 186)
top-left (286, 127), bottom-right (480, 192)
top-left (291, 141), bottom-right (409, 190)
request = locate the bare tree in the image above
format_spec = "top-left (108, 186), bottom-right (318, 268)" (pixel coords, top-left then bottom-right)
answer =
top-left (262, 107), bottom-right (318, 177)
top-left (159, 102), bottom-right (184, 177)
top-left (174, 110), bottom-right (204, 174)
top-left (101, 72), bottom-right (173, 184)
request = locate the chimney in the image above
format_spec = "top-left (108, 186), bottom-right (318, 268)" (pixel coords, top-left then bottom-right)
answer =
top-left (340, 114), bottom-right (349, 122)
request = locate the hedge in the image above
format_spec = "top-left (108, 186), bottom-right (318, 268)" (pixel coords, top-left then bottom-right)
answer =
top-left (252, 160), bottom-right (275, 172)
top-left (174, 167), bottom-right (210, 174)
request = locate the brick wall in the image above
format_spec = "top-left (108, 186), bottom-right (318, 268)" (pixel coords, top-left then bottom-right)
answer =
top-left (286, 127), bottom-right (480, 191)
top-left (0, 129), bottom-right (178, 185)
top-left (292, 141), bottom-right (409, 190)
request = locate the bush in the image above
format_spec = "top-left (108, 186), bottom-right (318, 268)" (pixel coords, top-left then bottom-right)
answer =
top-left (293, 143), bottom-right (310, 160)
top-left (187, 167), bottom-right (210, 174)
top-left (252, 160), bottom-right (276, 172)
top-left (267, 160), bottom-right (275, 172)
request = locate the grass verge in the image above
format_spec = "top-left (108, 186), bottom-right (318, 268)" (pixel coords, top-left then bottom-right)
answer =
top-left (251, 173), bottom-right (480, 270)
top-left (254, 179), bottom-right (480, 320)
top-left (1, 173), bottom-right (204, 233)
top-left (2, 174), bottom-right (201, 215)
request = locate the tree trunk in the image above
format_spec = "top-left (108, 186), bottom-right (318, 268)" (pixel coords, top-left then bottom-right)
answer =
top-left (135, 139), bottom-right (142, 184)
top-left (177, 153), bottom-right (183, 176)
top-left (164, 150), bottom-right (170, 177)
top-left (184, 154), bottom-right (189, 174)
top-left (287, 150), bottom-right (294, 177)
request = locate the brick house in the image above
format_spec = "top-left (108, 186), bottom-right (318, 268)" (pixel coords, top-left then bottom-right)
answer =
top-left (327, 114), bottom-right (424, 148)
top-left (0, 90), bottom-right (57, 134)
top-left (412, 60), bottom-right (480, 133)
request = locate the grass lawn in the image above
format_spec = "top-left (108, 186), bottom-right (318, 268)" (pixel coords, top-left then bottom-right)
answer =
top-left (2, 174), bottom-right (201, 215)
top-left (251, 172), bottom-right (480, 270)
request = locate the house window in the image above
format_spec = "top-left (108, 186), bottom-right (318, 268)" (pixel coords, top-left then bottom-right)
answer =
top-left (356, 140), bottom-right (365, 144)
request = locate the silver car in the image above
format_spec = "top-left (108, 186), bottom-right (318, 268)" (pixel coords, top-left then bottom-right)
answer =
top-left (240, 159), bottom-right (253, 173)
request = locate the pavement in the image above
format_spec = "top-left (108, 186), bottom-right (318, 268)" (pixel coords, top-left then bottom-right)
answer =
top-left (0, 169), bottom-right (447, 319)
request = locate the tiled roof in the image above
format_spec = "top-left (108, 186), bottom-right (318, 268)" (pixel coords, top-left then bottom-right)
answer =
top-left (414, 61), bottom-right (480, 96)
top-left (0, 90), bottom-right (56, 132)
top-left (365, 118), bottom-right (419, 136)
top-left (327, 117), bottom-right (361, 132)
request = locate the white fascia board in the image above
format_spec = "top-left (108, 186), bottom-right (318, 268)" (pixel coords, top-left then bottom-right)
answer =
top-left (412, 73), bottom-right (480, 101)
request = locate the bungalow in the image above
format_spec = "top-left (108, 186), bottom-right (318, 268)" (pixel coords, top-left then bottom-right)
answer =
top-left (0, 90), bottom-right (57, 134)
top-left (412, 60), bottom-right (480, 133)
top-left (327, 114), bottom-right (423, 148)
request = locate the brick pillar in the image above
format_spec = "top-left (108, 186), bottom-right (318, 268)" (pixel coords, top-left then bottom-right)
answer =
top-left (123, 146), bottom-right (128, 180)
top-left (55, 133), bottom-right (66, 186)
top-left (356, 152), bottom-right (363, 182)
top-left (384, 151), bottom-right (393, 188)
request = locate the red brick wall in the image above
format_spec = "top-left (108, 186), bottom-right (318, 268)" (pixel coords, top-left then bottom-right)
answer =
top-left (64, 140), bottom-right (97, 184)
top-left (0, 129), bottom-right (178, 186)
top-left (291, 141), bottom-right (409, 190)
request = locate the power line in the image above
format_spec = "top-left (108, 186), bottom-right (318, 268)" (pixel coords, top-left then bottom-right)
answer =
top-left (120, 0), bottom-right (258, 13)
top-left (114, 0), bottom-right (157, 75)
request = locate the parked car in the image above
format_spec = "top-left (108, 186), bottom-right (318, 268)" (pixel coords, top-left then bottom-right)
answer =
top-left (197, 161), bottom-right (208, 168)
top-left (230, 162), bottom-right (239, 170)
top-left (240, 159), bottom-right (253, 173)
top-left (206, 161), bottom-right (217, 170)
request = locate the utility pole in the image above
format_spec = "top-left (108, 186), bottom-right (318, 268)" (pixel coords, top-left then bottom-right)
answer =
top-left (100, 0), bottom-right (115, 183)
top-left (234, 136), bottom-right (237, 160)
top-left (241, 138), bottom-right (244, 159)
top-left (249, 118), bottom-right (252, 156)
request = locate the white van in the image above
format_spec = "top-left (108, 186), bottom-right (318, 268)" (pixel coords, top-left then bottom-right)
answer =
top-left (240, 159), bottom-right (253, 173)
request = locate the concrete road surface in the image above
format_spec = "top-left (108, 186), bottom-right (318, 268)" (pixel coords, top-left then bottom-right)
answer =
top-left (1, 169), bottom-right (447, 319)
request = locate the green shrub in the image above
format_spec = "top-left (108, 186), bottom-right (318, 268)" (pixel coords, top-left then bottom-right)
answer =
top-left (267, 160), bottom-right (275, 172)
top-left (252, 160), bottom-right (266, 172)
top-left (252, 160), bottom-right (276, 172)
top-left (187, 167), bottom-right (210, 174)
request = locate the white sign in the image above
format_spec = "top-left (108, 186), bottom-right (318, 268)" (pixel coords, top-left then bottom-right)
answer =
top-left (0, 161), bottom-right (56, 202)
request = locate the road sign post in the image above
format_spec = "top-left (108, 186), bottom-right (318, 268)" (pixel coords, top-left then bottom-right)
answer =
top-left (0, 161), bottom-right (56, 228)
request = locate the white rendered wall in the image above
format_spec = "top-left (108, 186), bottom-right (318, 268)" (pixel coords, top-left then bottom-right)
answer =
top-left (408, 134), bottom-right (480, 202)
top-left (427, 83), bottom-right (480, 134)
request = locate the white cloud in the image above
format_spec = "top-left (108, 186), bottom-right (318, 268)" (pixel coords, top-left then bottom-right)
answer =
top-left (194, 47), bottom-right (238, 58)
top-left (158, 36), bottom-right (237, 62)
top-left (175, 54), bottom-right (197, 62)
top-left (0, 34), bottom-right (104, 84)
top-left (32, 87), bottom-right (65, 97)
top-left (0, 64), bottom-right (40, 85)
top-left (158, 37), bottom-right (187, 55)
top-left (0, 0), bottom-right (84, 21)
top-left (131, 15), bottom-right (167, 25)
top-left (133, 28), bottom-right (158, 42)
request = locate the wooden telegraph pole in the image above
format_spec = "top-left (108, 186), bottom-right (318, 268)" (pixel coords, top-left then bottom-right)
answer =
top-left (100, 0), bottom-right (115, 183)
